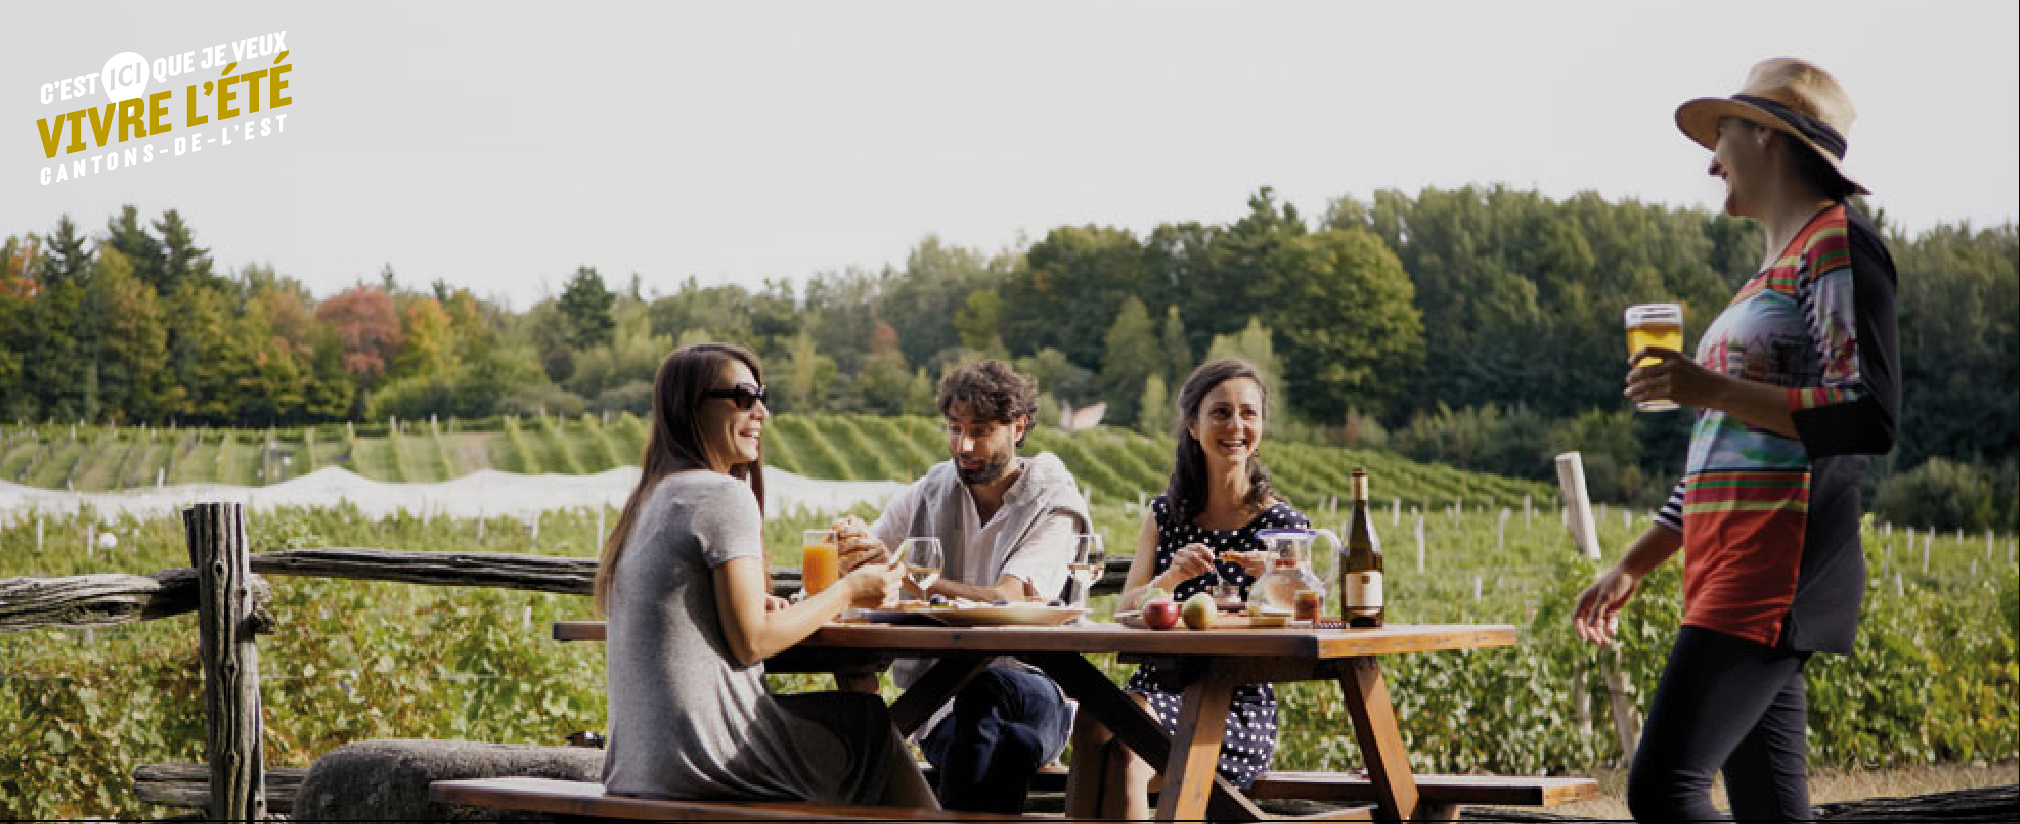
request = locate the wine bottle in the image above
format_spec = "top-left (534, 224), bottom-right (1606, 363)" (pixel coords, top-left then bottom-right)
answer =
top-left (1341, 466), bottom-right (1385, 627)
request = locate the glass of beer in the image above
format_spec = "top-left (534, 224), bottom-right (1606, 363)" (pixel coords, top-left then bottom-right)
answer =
top-left (802, 529), bottom-right (840, 596)
top-left (1625, 303), bottom-right (1685, 412)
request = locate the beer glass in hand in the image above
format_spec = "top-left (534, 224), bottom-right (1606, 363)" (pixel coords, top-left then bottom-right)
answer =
top-left (1625, 303), bottom-right (1684, 412)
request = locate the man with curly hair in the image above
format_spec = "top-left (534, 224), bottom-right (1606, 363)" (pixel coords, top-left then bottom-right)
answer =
top-left (835, 359), bottom-right (1091, 813)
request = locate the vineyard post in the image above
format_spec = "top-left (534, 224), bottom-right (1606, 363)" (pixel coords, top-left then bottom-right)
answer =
top-left (1553, 453), bottom-right (1601, 560)
top-left (1496, 508), bottom-right (1507, 552)
top-left (1390, 497), bottom-right (1399, 528)
top-left (1555, 451), bottom-right (1637, 760)
top-left (34, 511), bottom-right (43, 552)
top-left (1601, 648), bottom-right (1641, 766)
top-left (1922, 532), bottom-right (1931, 575)
top-left (183, 502), bottom-right (266, 822)
top-left (1524, 494), bottom-right (1533, 531)
top-left (1414, 515), bottom-right (1425, 575)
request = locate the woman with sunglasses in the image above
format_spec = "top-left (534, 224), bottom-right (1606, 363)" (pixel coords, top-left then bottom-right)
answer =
top-left (594, 342), bottom-right (935, 808)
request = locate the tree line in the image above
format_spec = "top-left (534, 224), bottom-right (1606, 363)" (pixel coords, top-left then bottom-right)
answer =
top-left (2, 188), bottom-right (2012, 526)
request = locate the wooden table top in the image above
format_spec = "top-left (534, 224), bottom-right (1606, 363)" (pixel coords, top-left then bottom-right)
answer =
top-left (554, 620), bottom-right (1515, 658)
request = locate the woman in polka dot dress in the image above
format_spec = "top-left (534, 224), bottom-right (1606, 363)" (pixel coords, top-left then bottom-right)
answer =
top-left (1064, 359), bottom-right (1308, 820)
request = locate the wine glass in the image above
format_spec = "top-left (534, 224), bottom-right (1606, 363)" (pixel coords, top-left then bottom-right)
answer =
top-left (898, 537), bottom-right (942, 601)
top-left (1068, 534), bottom-right (1106, 606)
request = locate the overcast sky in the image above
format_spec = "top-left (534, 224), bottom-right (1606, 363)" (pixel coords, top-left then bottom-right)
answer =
top-left (7, 1), bottom-right (2016, 309)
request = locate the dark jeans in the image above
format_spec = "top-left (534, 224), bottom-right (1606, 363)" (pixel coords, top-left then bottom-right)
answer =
top-left (919, 667), bottom-right (1072, 813)
top-left (1628, 625), bottom-right (1814, 823)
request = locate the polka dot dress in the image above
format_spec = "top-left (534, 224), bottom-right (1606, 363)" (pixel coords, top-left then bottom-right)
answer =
top-left (1125, 495), bottom-right (1309, 789)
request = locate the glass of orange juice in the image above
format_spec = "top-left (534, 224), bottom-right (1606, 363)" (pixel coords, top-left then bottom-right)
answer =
top-left (1625, 303), bottom-right (1684, 412)
top-left (802, 529), bottom-right (840, 595)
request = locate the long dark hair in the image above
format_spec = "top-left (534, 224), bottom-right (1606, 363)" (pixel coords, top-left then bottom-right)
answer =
top-left (1164, 359), bottom-right (1277, 523)
top-left (593, 342), bottom-right (765, 616)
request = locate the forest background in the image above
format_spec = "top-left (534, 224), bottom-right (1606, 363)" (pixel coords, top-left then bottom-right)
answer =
top-left (2, 186), bottom-right (2013, 528)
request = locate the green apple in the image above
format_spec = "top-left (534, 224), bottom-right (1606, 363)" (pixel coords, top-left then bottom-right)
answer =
top-left (1181, 592), bottom-right (1217, 630)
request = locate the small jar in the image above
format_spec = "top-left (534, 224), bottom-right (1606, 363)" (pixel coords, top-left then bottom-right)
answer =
top-left (1293, 589), bottom-right (1322, 623)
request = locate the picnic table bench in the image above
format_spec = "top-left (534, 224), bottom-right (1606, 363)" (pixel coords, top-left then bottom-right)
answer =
top-left (431, 775), bottom-right (1049, 821)
top-left (435, 619), bottom-right (1596, 822)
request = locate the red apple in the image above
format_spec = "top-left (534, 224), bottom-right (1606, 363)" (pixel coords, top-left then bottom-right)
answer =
top-left (1141, 598), bottom-right (1180, 630)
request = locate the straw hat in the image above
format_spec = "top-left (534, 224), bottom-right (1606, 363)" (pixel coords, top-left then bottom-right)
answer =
top-left (1675, 58), bottom-right (1869, 194)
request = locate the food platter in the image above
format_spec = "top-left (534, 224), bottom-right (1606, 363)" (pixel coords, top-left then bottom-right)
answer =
top-left (932, 603), bottom-right (1087, 626)
top-left (847, 602), bottom-right (1087, 627)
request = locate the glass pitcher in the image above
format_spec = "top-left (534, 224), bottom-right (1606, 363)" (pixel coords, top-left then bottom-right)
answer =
top-left (1252, 528), bottom-right (1338, 612)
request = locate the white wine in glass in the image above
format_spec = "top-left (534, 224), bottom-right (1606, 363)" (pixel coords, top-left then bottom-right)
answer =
top-left (899, 537), bottom-right (943, 595)
top-left (1067, 534), bottom-right (1105, 605)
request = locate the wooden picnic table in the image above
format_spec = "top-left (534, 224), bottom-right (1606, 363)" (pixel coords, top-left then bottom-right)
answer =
top-left (556, 619), bottom-right (1519, 822)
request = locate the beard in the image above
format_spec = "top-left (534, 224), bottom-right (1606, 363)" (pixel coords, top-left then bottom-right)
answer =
top-left (956, 453), bottom-right (1013, 485)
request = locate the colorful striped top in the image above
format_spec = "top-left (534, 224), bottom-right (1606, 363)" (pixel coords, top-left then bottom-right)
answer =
top-left (1652, 204), bottom-right (1899, 652)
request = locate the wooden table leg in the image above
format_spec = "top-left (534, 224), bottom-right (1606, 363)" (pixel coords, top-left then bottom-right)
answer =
top-left (1154, 669), bottom-right (1237, 822)
top-left (834, 671), bottom-right (880, 694)
top-left (1340, 657), bottom-right (1424, 823)
top-left (885, 654), bottom-right (993, 737)
top-left (1024, 652), bottom-right (1265, 822)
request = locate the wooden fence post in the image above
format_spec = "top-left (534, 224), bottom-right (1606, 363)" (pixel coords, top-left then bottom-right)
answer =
top-left (183, 502), bottom-right (266, 822)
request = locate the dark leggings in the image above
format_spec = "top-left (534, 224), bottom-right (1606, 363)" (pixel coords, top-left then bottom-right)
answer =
top-left (1628, 625), bottom-right (1814, 823)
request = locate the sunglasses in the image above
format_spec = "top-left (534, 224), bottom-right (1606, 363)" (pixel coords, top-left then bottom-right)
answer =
top-left (702, 382), bottom-right (768, 410)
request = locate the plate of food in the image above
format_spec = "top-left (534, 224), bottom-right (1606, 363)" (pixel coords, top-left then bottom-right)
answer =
top-left (846, 607), bottom-right (947, 626)
top-left (933, 603), bottom-right (1088, 627)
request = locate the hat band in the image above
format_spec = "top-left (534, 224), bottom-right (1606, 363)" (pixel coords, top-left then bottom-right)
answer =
top-left (1733, 94), bottom-right (1849, 160)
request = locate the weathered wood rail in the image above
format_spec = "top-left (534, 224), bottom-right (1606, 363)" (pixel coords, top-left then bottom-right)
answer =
top-left (134, 763), bottom-right (305, 814)
top-left (3, 549), bottom-right (1134, 631)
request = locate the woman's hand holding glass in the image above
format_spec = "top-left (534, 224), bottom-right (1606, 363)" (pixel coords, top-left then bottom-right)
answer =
top-left (1625, 346), bottom-right (1722, 410)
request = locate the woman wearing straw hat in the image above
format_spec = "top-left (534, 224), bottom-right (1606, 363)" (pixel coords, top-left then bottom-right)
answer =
top-left (1571, 58), bottom-right (1901, 822)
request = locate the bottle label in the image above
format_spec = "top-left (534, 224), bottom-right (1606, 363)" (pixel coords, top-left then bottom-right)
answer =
top-left (1344, 571), bottom-right (1383, 609)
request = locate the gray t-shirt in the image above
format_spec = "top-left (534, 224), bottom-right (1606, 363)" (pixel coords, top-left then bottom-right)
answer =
top-left (602, 470), bottom-right (890, 803)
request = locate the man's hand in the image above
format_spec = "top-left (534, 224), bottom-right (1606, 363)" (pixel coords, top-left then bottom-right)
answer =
top-left (834, 515), bottom-right (889, 573)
